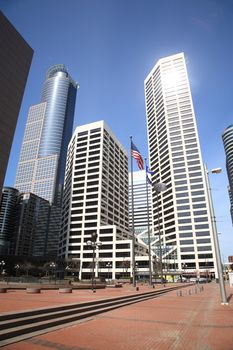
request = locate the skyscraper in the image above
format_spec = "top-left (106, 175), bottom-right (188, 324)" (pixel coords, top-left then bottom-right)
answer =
top-left (0, 187), bottom-right (19, 255)
top-left (15, 64), bottom-right (78, 205)
top-left (128, 171), bottom-right (153, 241)
top-left (0, 187), bottom-right (50, 257)
top-left (0, 11), bottom-right (33, 193)
top-left (14, 193), bottom-right (50, 257)
top-left (222, 125), bottom-right (233, 224)
top-left (129, 171), bottom-right (149, 233)
top-left (59, 121), bottom-right (148, 280)
top-left (144, 52), bottom-right (216, 277)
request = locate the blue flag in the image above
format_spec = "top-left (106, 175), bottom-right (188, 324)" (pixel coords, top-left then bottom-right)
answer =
top-left (146, 166), bottom-right (155, 186)
top-left (146, 166), bottom-right (155, 175)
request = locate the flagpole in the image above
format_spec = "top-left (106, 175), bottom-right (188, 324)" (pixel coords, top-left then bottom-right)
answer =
top-left (130, 136), bottom-right (136, 288)
top-left (145, 159), bottom-right (152, 286)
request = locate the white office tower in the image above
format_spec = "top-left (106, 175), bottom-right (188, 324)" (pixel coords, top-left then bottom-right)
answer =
top-left (59, 121), bottom-right (148, 280)
top-left (129, 171), bottom-right (154, 242)
top-left (144, 53), bottom-right (216, 277)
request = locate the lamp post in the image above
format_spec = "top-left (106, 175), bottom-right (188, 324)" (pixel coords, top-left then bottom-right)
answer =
top-left (0, 260), bottom-right (5, 278)
top-left (86, 232), bottom-right (102, 292)
top-left (135, 262), bottom-right (138, 282)
top-left (14, 264), bottom-right (20, 278)
top-left (65, 265), bottom-right (70, 278)
top-left (106, 262), bottom-right (112, 282)
top-left (182, 263), bottom-right (187, 282)
top-left (205, 167), bottom-right (228, 305)
top-left (154, 182), bottom-right (167, 284)
top-left (145, 158), bottom-right (153, 286)
top-left (49, 262), bottom-right (56, 283)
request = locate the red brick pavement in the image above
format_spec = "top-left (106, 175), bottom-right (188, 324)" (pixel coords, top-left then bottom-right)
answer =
top-left (1, 283), bottom-right (233, 350)
top-left (0, 284), bottom-right (156, 313)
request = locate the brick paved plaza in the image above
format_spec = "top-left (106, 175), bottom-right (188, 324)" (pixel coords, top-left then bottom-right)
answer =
top-left (0, 283), bottom-right (233, 350)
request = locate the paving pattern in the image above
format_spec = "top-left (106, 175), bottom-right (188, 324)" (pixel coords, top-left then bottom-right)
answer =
top-left (0, 283), bottom-right (233, 350)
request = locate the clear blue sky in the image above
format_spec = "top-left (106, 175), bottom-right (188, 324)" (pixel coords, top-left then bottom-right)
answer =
top-left (1, 0), bottom-right (233, 261)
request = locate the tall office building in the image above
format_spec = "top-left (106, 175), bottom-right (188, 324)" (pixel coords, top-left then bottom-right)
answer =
top-left (0, 187), bottom-right (19, 255)
top-left (144, 52), bottom-right (216, 276)
top-left (129, 171), bottom-right (151, 234)
top-left (59, 121), bottom-right (148, 280)
top-left (0, 188), bottom-right (50, 257)
top-left (15, 64), bottom-right (78, 205)
top-left (129, 171), bottom-right (154, 243)
top-left (14, 193), bottom-right (50, 257)
top-left (222, 125), bottom-right (233, 224)
top-left (0, 11), bottom-right (33, 193)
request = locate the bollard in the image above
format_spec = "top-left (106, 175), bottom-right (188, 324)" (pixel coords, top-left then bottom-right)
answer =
top-left (188, 289), bottom-right (192, 295)
top-left (177, 290), bottom-right (182, 297)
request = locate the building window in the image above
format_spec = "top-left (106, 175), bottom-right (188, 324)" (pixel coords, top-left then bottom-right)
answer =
top-left (197, 246), bottom-right (212, 251)
top-left (179, 232), bottom-right (193, 238)
top-left (180, 240), bottom-right (194, 245)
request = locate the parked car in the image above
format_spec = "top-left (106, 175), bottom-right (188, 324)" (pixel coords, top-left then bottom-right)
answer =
top-left (198, 277), bottom-right (210, 283)
top-left (175, 277), bottom-right (187, 283)
top-left (153, 278), bottom-right (167, 284)
top-left (189, 277), bottom-right (198, 283)
top-left (190, 277), bottom-right (210, 283)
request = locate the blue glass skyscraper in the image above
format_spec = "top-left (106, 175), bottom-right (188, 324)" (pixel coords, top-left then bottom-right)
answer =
top-left (15, 64), bottom-right (78, 205)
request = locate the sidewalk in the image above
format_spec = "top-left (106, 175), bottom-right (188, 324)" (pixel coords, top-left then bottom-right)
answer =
top-left (0, 283), bottom-right (160, 313)
top-left (1, 283), bottom-right (233, 350)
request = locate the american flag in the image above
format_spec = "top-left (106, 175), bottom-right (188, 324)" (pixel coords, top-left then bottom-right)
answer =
top-left (131, 142), bottom-right (144, 170)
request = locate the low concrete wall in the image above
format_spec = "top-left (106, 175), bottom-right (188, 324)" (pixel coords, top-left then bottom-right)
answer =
top-left (0, 282), bottom-right (106, 290)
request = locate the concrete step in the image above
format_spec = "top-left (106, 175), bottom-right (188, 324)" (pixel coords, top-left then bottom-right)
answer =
top-left (0, 284), bottom-right (188, 347)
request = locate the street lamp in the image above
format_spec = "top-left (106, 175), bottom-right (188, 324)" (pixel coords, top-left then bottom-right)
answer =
top-left (49, 262), bottom-right (56, 283)
top-left (206, 167), bottom-right (228, 305)
top-left (65, 265), bottom-right (70, 277)
top-left (86, 232), bottom-right (102, 292)
top-left (106, 262), bottom-right (112, 282)
top-left (182, 263), bottom-right (187, 282)
top-left (135, 262), bottom-right (138, 282)
top-left (154, 182), bottom-right (167, 284)
top-left (14, 264), bottom-right (20, 277)
top-left (0, 260), bottom-right (5, 276)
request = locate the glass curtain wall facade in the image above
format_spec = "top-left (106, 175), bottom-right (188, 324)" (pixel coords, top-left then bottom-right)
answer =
top-left (222, 125), bottom-right (233, 224)
top-left (15, 64), bottom-right (78, 205)
top-left (14, 193), bottom-right (50, 256)
top-left (128, 170), bottom-right (154, 243)
top-left (0, 188), bottom-right (50, 257)
top-left (0, 187), bottom-right (19, 255)
top-left (144, 52), bottom-right (216, 276)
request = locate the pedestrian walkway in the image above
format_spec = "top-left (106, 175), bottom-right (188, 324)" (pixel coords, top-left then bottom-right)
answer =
top-left (1, 283), bottom-right (233, 350)
top-left (0, 283), bottom-right (160, 313)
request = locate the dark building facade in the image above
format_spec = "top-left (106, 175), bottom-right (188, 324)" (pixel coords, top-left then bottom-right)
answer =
top-left (0, 11), bottom-right (33, 193)
top-left (15, 193), bottom-right (50, 257)
top-left (0, 187), bottom-right (19, 255)
top-left (0, 187), bottom-right (54, 257)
